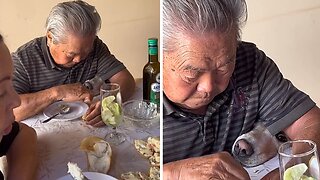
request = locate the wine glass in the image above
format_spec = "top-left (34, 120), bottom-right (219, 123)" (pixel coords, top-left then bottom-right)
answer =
top-left (278, 140), bottom-right (320, 180)
top-left (100, 83), bottom-right (125, 145)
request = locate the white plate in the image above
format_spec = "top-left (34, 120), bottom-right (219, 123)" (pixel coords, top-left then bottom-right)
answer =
top-left (56, 172), bottom-right (117, 180)
top-left (43, 101), bottom-right (89, 121)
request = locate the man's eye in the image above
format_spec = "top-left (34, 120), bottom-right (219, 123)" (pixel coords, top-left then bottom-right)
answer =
top-left (181, 76), bottom-right (196, 83)
top-left (216, 62), bottom-right (234, 75)
top-left (180, 73), bottom-right (198, 83)
top-left (66, 54), bottom-right (74, 58)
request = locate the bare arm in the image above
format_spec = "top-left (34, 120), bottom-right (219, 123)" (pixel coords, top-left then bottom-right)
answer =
top-left (283, 106), bottom-right (320, 144)
top-left (262, 106), bottom-right (320, 180)
top-left (14, 83), bottom-right (92, 121)
top-left (164, 152), bottom-right (250, 180)
top-left (108, 69), bottom-right (135, 102)
top-left (6, 123), bottom-right (38, 180)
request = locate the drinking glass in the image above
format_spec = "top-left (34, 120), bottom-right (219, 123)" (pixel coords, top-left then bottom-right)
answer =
top-left (278, 140), bottom-right (320, 180)
top-left (100, 83), bottom-right (125, 145)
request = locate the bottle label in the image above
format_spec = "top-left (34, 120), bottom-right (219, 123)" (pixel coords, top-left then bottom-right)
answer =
top-left (150, 82), bottom-right (160, 105)
top-left (149, 47), bottom-right (158, 55)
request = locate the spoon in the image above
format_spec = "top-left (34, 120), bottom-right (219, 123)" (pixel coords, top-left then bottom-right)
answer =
top-left (42, 104), bottom-right (70, 123)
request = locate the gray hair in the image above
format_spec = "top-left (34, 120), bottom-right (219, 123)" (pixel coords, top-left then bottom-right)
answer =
top-left (45, 0), bottom-right (101, 44)
top-left (163, 0), bottom-right (247, 52)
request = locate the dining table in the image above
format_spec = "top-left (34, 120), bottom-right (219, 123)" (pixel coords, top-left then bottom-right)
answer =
top-left (18, 79), bottom-right (159, 180)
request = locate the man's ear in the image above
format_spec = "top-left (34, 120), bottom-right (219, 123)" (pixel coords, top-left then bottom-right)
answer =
top-left (46, 32), bottom-right (53, 46)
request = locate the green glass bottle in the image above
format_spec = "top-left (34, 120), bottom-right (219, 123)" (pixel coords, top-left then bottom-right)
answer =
top-left (143, 38), bottom-right (160, 106)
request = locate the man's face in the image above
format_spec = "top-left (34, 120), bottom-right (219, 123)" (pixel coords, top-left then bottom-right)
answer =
top-left (163, 31), bottom-right (237, 112)
top-left (47, 33), bottom-right (95, 68)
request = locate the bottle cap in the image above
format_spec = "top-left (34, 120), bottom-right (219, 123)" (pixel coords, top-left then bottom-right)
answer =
top-left (148, 38), bottom-right (158, 46)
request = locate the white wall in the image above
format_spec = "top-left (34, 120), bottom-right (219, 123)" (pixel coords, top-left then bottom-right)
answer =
top-left (242, 0), bottom-right (320, 105)
top-left (0, 0), bottom-right (160, 79)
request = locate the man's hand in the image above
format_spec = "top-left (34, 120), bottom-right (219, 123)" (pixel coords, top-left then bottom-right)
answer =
top-left (55, 83), bottom-right (92, 103)
top-left (83, 101), bottom-right (105, 127)
top-left (163, 152), bottom-right (250, 180)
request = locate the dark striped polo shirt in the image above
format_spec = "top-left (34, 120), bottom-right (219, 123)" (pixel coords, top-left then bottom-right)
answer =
top-left (12, 36), bottom-right (126, 94)
top-left (163, 41), bottom-right (315, 163)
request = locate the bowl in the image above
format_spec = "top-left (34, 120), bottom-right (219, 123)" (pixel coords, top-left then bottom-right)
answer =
top-left (122, 100), bottom-right (159, 129)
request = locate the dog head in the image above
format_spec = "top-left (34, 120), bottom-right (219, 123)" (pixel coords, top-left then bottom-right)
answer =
top-left (232, 124), bottom-right (286, 167)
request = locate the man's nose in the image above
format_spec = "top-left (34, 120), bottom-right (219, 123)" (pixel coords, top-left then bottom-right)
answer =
top-left (197, 73), bottom-right (214, 93)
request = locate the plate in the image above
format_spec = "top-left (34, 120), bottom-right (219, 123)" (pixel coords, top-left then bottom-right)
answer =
top-left (43, 101), bottom-right (89, 121)
top-left (56, 172), bottom-right (117, 180)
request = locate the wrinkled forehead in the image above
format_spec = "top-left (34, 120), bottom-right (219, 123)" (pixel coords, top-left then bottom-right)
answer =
top-left (58, 33), bottom-right (95, 49)
top-left (164, 31), bottom-right (238, 65)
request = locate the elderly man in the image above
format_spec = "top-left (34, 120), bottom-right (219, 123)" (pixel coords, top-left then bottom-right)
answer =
top-left (163, 0), bottom-right (320, 179)
top-left (12, 0), bottom-right (135, 127)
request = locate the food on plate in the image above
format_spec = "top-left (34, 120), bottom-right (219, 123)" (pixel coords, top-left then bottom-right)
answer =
top-left (134, 136), bottom-right (160, 167)
top-left (134, 140), bottom-right (154, 158)
top-left (149, 152), bottom-right (160, 166)
top-left (120, 171), bottom-right (149, 180)
top-left (80, 136), bottom-right (112, 173)
top-left (147, 137), bottom-right (160, 153)
top-left (121, 136), bottom-right (160, 180)
top-left (67, 162), bottom-right (87, 180)
top-left (149, 166), bottom-right (160, 180)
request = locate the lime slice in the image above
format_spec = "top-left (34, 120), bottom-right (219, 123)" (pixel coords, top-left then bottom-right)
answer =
top-left (101, 95), bottom-right (122, 126)
top-left (102, 96), bottom-right (115, 109)
top-left (101, 108), bottom-right (113, 124)
top-left (300, 175), bottom-right (316, 180)
top-left (283, 163), bottom-right (308, 180)
top-left (309, 156), bottom-right (319, 179)
top-left (108, 102), bottom-right (121, 116)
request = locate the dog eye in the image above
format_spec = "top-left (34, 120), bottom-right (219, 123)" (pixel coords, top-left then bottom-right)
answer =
top-left (275, 132), bottom-right (288, 142)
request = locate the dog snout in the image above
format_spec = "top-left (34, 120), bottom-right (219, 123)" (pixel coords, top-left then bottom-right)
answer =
top-left (233, 139), bottom-right (254, 157)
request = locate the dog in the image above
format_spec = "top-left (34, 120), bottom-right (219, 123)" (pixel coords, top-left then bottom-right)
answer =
top-left (232, 124), bottom-right (287, 167)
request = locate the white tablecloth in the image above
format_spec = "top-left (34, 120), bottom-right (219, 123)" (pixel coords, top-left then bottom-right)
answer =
top-left (21, 80), bottom-right (160, 180)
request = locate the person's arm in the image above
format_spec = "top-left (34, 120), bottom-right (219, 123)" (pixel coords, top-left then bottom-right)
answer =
top-left (108, 68), bottom-right (135, 102)
top-left (14, 83), bottom-right (92, 121)
top-left (262, 106), bottom-right (320, 180)
top-left (6, 123), bottom-right (38, 180)
top-left (163, 152), bottom-right (250, 180)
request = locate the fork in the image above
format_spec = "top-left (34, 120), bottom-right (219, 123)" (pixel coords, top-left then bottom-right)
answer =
top-left (42, 104), bottom-right (70, 123)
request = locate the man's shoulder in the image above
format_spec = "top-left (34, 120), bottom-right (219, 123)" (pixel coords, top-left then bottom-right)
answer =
top-left (14, 37), bottom-right (44, 55)
top-left (237, 41), bottom-right (258, 54)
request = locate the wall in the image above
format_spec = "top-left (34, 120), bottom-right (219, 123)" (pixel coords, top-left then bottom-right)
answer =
top-left (0, 0), bottom-right (160, 79)
top-left (242, 0), bottom-right (320, 105)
